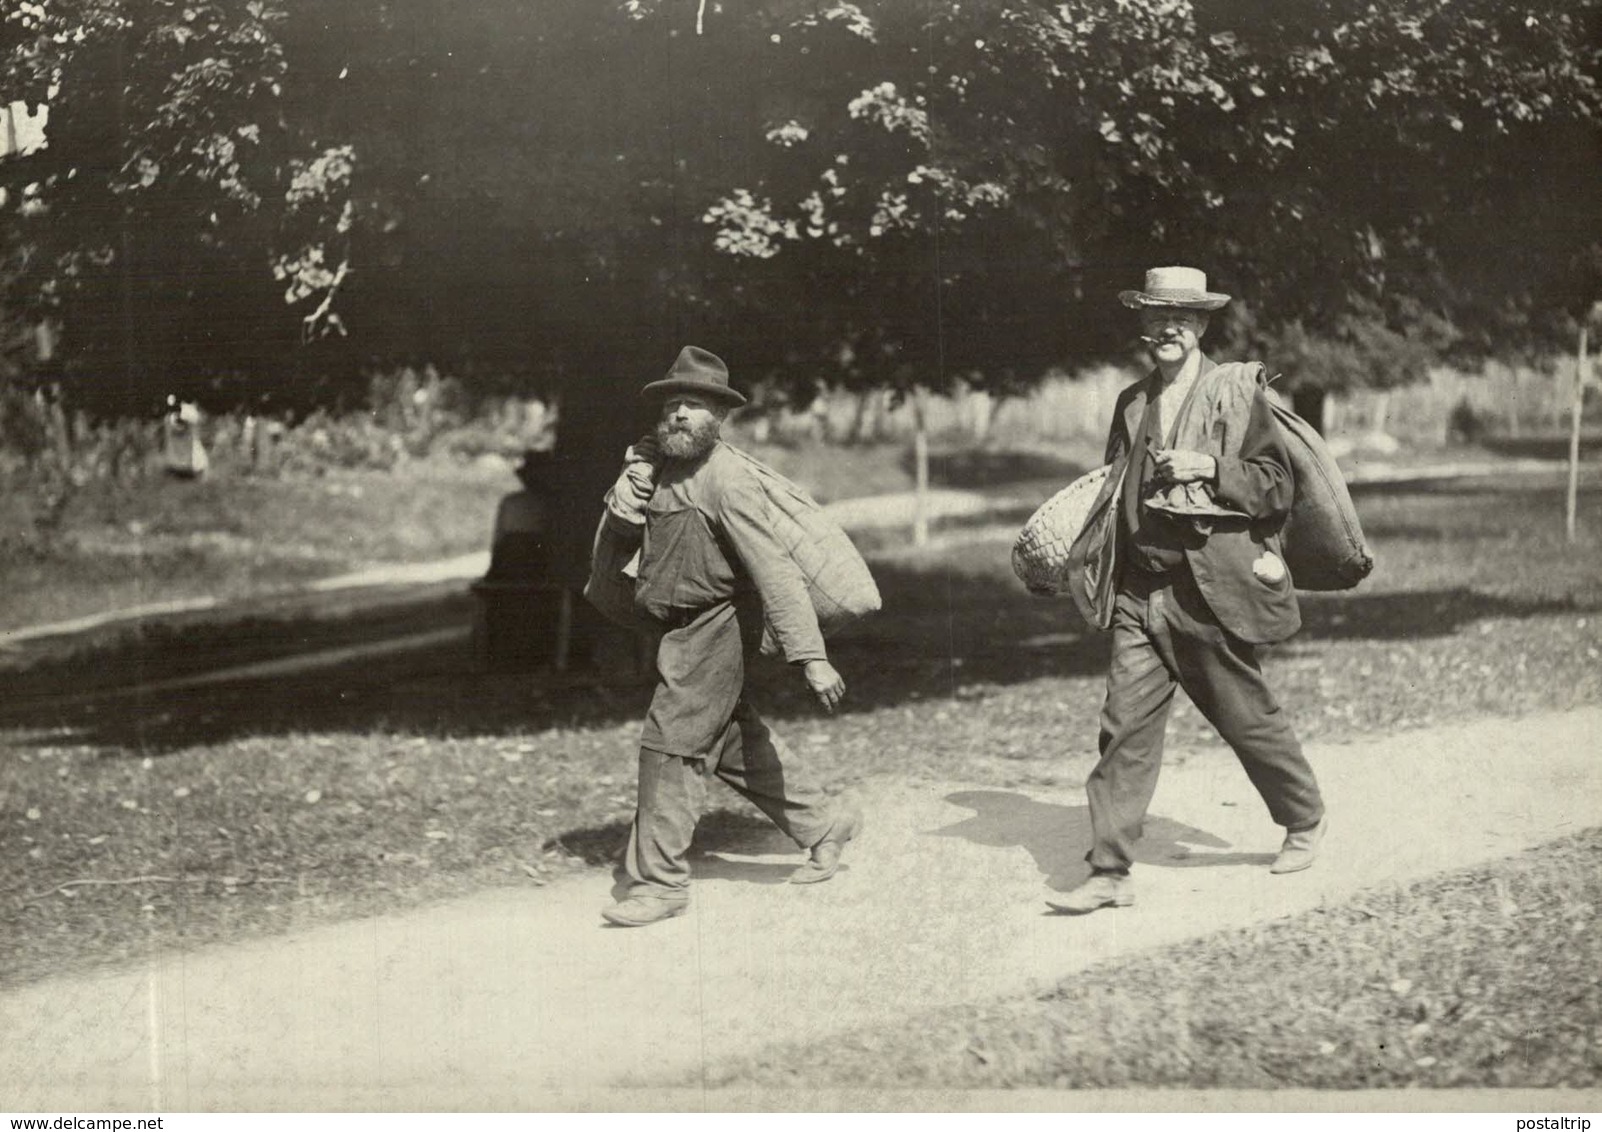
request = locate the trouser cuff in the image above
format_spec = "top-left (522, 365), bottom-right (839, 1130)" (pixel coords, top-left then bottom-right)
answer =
top-left (1285, 811), bottom-right (1326, 834)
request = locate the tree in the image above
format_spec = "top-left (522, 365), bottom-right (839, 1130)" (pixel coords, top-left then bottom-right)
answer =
top-left (0, 0), bottom-right (358, 416)
top-left (643, 0), bottom-right (1601, 400)
top-left (5, 0), bottom-right (1598, 444)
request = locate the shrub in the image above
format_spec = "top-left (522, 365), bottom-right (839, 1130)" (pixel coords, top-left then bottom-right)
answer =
top-left (0, 383), bottom-right (162, 552)
top-left (0, 368), bottom-right (554, 556)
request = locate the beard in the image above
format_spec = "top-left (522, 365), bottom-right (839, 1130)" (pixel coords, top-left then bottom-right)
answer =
top-left (656, 415), bottom-right (721, 461)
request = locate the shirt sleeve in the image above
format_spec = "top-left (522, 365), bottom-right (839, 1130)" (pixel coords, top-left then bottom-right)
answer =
top-left (1211, 388), bottom-right (1295, 521)
top-left (713, 473), bottom-right (828, 664)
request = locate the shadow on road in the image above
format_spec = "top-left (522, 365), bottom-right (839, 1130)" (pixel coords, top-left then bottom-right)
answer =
top-left (932, 790), bottom-right (1268, 892)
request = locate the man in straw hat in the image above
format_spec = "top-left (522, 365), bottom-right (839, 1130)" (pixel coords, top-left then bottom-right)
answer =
top-left (597, 346), bottom-right (863, 927)
top-left (1049, 267), bottom-right (1327, 915)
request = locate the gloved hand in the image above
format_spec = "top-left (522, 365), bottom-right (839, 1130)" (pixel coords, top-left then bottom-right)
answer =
top-left (606, 434), bottom-right (660, 525)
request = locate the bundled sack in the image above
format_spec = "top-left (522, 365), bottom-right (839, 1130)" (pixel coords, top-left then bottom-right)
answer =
top-left (582, 447), bottom-right (882, 654)
top-left (721, 445), bottom-right (882, 656)
top-left (1011, 464), bottom-right (1115, 596)
top-left (1266, 395), bottom-right (1374, 591)
top-left (583, 502), bottom-right (658, 633)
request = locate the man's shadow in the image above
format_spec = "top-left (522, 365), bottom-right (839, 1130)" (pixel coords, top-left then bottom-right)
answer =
top-left (932, 790), bottom-right (1275, 892)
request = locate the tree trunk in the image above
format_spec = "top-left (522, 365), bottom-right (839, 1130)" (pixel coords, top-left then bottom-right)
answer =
top-left (911, 386), bottom-right (930, 547)
top-left (968, 386), bottom-right (995, 444)
top-left (1508, 363), bottom-right (1522, 439)
top-left (1372, 389), bottom-right (1392, 435)
top-left (847, 389), bottom-right (872, 445)
top-left (1569, 325), bottom-right (1587, 543)
top-left (1291, 385), bottom-right (1326, 434)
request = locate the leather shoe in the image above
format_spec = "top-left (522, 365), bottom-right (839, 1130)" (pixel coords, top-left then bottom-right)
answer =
top-left (1046, 871), bottom-right (1134, 914)
top-left (601, 892), bottom-right (689, 927)
top-left (790, 806), bottom-right (863, 884)
top-left (1270, 814), bottom-right (1328, 874)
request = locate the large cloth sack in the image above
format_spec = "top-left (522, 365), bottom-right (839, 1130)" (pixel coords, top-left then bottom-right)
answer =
top-left (582, 505), bottom-right (656, 632)
top-left (1011, 464), bottom-right (1113, 597)
top-left (722, 445), bottom-right (882, 656)
top-left (1269, 401), bottom-right (1374, 591)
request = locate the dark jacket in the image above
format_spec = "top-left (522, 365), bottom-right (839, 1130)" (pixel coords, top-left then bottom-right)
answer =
top-left (1085, 358), bottom-right (1300, 644)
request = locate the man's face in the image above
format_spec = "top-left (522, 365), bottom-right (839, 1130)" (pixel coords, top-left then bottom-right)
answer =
top-left (656, 393), bottom-right (725, 460)
top-left (1139, 308), bottom-right (1208, 366)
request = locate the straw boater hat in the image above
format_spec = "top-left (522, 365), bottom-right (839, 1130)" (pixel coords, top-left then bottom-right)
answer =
top-left (1118, 266), bottom-right (1231, 312)
top-left (640, 346), bottom-right (748, 407)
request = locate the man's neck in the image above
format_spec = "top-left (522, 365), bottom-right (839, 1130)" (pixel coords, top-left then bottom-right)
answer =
top-left (1156, 350), bottom-right (1204, 389)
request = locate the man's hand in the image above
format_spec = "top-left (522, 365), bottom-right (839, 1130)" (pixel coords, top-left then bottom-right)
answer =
top-left (606, 436), bottom-right (660, 524)
top-left (803, 659), bottom-right (846, 713)
top-left (609, 434), bottom-right (660, 513)
top-left (625, 434), bottom-right (661, 467)
top-left (1151, 448), bottom-right (1216, 484)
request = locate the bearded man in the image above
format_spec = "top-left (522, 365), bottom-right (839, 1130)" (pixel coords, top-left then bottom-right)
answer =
top-left (1050, 267), bottom-right (1328, 915)
top-left (597, 346), bottom-right (862, 928)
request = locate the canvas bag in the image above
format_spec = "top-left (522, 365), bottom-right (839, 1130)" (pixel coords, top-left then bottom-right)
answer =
top-left (1254, 369), bottom-right (1375, 591)
top-left (582, 503), bottom-right (658, 632)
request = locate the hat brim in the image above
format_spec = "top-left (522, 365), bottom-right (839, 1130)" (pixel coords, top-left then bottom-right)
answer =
top-left (640, 377), bottom-right (748, 406)
top-left (1120, 290), bottom-right (1230, 311)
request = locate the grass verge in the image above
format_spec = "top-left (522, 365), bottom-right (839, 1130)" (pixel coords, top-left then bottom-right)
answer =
top-left (0, 465), bottom-right (505, 633)
top-left (700, 830), bottom-right (1602, 1090)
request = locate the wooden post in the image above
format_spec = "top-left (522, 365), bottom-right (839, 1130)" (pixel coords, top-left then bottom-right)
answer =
top-left (911, 385), bottom-right (930, 546)
top-left (1568, 324), bottom-right (1588, 543)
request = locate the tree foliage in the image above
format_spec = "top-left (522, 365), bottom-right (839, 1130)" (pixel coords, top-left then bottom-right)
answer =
top-left (664, 0), bottom-right (1602, 394)
top-left (0, 0), bottom-right (356, 414)
top-left (2, 0), bottom-right (1598, 418)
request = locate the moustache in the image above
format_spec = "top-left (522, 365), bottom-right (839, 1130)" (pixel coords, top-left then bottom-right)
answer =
top-left (1139, 335), bottom-right (1182, 347)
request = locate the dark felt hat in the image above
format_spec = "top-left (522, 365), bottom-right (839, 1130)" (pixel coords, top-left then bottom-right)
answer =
top-left (640, 346), bottom-right (748, 407)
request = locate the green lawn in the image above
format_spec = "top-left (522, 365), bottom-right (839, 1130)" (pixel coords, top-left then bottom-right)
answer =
top-left (0, 464), bottom-right (506, 633)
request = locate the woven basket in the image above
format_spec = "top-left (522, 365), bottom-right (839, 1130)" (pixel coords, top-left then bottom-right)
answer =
top-left (1011, 464), bottom-right (1113, 596)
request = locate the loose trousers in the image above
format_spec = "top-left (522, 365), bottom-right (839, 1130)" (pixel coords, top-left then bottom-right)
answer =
top-left (1086, 566), bottom-right (1324, 873)
top-left (625, 700), bottom-right (838, 895)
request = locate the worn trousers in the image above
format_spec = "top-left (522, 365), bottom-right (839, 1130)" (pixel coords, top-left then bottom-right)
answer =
top-left (1085, 566), bottom-right (1324, 873)
top-left (625, 700), bottom-right (837, 895)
